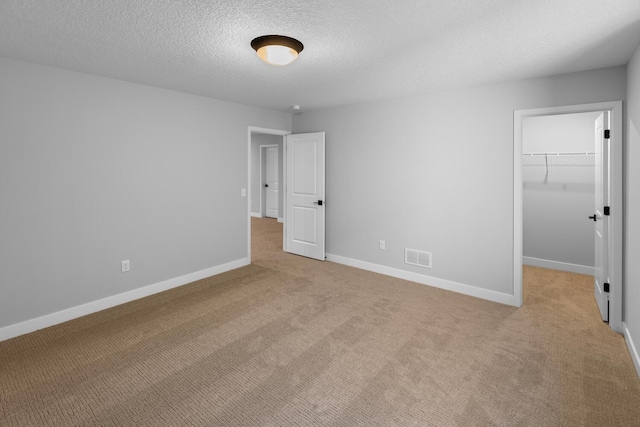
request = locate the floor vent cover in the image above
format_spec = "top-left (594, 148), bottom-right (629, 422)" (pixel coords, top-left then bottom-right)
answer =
top-left (405, 248), bottom-right (432, 268)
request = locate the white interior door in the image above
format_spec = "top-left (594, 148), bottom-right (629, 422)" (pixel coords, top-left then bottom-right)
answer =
top-left (284, 132), bottom-right (325, 260)
top-left (593, 112), bottom-right (609, 321)
top-left (265, 146), bottom-right (279, 218)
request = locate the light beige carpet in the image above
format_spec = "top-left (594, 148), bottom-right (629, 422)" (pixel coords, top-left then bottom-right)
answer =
top-left (1, 217), bottom-right (639, 426)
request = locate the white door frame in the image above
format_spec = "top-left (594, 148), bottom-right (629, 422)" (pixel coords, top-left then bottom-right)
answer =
top-left (248, 126), bottom-right (291, 263)
top-left (513, 101), bottom-right (623, 332)
top-left (259, 144), bottom-right (279, 218)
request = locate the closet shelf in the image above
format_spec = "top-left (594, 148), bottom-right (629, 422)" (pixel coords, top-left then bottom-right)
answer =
top-left (522, 152), bottom-right (596, 183)
top-left (522, 152), bottom-right (595, 156)
top-left (522, 152), bottom-right (596, 168)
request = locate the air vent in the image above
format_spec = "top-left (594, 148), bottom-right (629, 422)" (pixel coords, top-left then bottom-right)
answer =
top-left (405, 248), bottom-right (432, 269)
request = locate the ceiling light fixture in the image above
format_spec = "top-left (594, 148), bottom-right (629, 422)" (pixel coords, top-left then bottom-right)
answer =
top-left (251, 35), bottom-right (304, 66)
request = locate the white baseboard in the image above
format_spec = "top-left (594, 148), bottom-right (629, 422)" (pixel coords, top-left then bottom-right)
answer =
top-left (0, 258), bottom-right (249, 343)
top-left (277, 217), bottom-right (284, 223)
top-left (623, 322), bottom-right (640, 379)
top-left (251, 212), bottom-right (262, 218)
top-left (326, 254), bottom-right (516, 306)
top-left (523, 257), bottom-right (594, 276)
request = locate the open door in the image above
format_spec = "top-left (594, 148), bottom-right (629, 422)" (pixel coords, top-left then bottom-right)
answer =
top-left (593, 112), bottom-right (609, 321)
top-left (284, 132), bottom-right (325, 260)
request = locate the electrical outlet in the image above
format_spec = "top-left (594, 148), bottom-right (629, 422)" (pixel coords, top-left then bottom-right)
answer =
top-left (379, 240), bottom-right (386, 250)
top-left (121, 260), bottom-right (130, 273)
top-left (241, 188), bottom-right (247, 197)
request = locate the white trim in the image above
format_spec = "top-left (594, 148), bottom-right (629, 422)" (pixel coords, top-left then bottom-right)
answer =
top-left (514, 108), bottom-right (523, 308)
top-left (523, 257), bottom-right (594, 276)
top-left (283, 136), bottom-right (288, 251)
top-left (327, 254), bottom-right (515, 306)
top-left (0, 258), bottom-right (249, 342)
top-left (248, 126), bottom-right (290, 135)
top-left (623, 323), bottom-right (640, 378)
top-left (251, 212), bottom-right (262, 218)
top-left (248, 127), bottom-right (291, 264)
top-left (277, 217), bottom-right (284, 223)
top-left (513, 101), bottom-right (623, 332)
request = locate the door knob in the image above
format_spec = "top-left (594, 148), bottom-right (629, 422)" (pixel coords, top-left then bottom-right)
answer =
top-left (264, 184), bottom-right (268, 187)
top-left (588, 214), bottom-right (597, 222)
top-left (313, 200), bottom-right (323, 206)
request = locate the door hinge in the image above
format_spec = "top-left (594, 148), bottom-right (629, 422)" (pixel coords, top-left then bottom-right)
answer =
top-left (604, 283), bottom-right (610, 293)
top-left (604, 129), bottom-right (610, 139)
top-left (604, 206), bottom-right (610, 216)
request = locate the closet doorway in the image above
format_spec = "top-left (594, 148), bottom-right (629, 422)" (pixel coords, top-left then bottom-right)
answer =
top-left (513, 101), bottom-right (623, 332)
top-left (521, 112), bottom-right (600, 275)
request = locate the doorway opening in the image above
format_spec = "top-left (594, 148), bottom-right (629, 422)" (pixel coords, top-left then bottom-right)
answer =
top-left (247, 127), bottom-right (290, 263)
top-left (513, 101), bottom-right (623, 333)
top-left (521, 111), bottom-right (599, 275)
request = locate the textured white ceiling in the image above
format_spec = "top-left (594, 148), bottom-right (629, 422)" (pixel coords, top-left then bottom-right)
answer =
top-left (1, 0), bottom-right (640, 112)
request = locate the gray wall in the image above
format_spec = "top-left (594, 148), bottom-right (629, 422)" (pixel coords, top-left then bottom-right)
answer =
top-left (2, 50), bottom-right (637, 375)
top-left (0, 56), bottom-right (291, 329)
top-left (292, 66), bottom-right (626, 299)
top-left (522, 113), bottom-right (598, 269)
top-left (625, 42), bottom-right (640, 374)
top-left (250, 133), bottom-right (283, 218)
